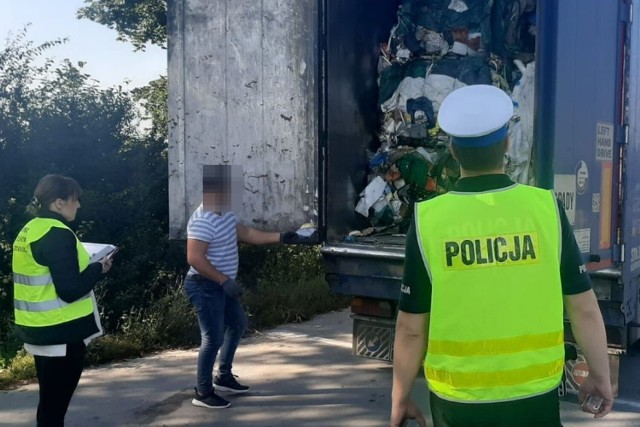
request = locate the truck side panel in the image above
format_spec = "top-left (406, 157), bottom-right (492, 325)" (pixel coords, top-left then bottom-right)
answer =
top-left (552, 0), bottom-right (622, 268)
top-left (623, 0), bottom-right (640, 342)
top-left (547, 0), bottom-right (631, 349)
top-left (168, 0), bottom-right (319, 238)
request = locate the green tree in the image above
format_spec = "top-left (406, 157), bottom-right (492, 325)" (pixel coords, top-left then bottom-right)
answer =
top-left (0, 31), bottom-right (68, 347)
top-left (0, 32), bottom-right (184, 355)
top-left (76, 1), bottom-right (181, 333)
top-left (132, 75), bottom-right (167, 142)
top-left (77, 0), bottom-right (167, 50)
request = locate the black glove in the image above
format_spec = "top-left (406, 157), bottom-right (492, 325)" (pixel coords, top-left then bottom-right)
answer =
top-left (280, 230), bottom-right (318, 245)
top-left (221, 278), bottom-right (242, 298)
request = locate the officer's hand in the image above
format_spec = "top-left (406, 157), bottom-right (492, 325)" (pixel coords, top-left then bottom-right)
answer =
top-left (221, 278), bottom-right (242, 298)
top-left (280, 230), bottom-right (318, 245)
top-left (99, 256), bottom-right (113, 274)
top-left (390, 399), bottom-right (426, 427)
top-left (578, 375), bottom-right (614, 418)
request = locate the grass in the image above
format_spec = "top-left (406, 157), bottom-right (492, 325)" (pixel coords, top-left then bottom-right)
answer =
top-left (0, 350), bottom-right (36, 389)
top-left (244, 276), bottom-right (350, 330)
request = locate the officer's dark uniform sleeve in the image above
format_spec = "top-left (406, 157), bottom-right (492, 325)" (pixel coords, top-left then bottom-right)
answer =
top-left (31, 228), bottom-right (103, 303)
top-left (557, 199), bottom-right (592, 295)
top-left (399, 218), bottom-right (432, 313)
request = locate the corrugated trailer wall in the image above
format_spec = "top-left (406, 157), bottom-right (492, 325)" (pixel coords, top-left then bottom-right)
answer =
top-left (623, 0), bottom-right (640, 344)
top-left (168, 0), bottom-right (319, 238)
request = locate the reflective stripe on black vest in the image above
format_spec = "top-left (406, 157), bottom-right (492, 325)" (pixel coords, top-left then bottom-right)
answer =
top-left (13, 273), bottom-right (52, 286)
top-left (14, 294), bottom-right (92, 312)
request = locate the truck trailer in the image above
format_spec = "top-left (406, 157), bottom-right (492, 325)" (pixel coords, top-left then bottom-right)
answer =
top-left (168, 0), bottom-right (640, 402)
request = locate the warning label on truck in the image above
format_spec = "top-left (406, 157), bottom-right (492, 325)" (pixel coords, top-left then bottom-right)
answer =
top-left (574, 229), bottom-right (591, 254)
top-left (596, 122), bottom-right (614, 162)
top-left (575, 161), bottom-right (589, 195)
top-left (592, 193), bottom-right (600, 213)
top-left (554, 174), bottom-right (576, 226)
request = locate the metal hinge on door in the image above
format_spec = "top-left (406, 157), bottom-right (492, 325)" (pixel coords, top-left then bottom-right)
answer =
top-left (616, 124), bottom-right (629, 145)
top-left (613, 243), bottom-right (624, 263)
top-left (620, 1), bottom-right (633, 23)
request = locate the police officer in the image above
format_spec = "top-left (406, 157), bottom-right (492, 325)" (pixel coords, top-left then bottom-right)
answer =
top-left (390, 85), bottom-right (613, 427)
top-left (13, 174), bottom-right (112, 427)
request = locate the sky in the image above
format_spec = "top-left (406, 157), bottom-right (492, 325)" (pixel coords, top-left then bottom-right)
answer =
top-left (0, 0), bottom-right (167, 89)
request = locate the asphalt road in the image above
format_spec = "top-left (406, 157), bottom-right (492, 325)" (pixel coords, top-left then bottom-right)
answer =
top-left (1, 309), bottom-right (639, 426)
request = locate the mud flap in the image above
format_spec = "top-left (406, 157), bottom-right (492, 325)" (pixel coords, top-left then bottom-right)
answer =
top-left (352, 315), bottom-right (395, 361)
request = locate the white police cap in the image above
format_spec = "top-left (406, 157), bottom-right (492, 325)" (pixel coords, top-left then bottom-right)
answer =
top-left (437, 84), bottom-right (514, 147)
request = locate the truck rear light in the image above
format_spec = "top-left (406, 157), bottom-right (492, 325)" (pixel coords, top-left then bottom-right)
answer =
top-left (350, 297), bottom-right (393, 318)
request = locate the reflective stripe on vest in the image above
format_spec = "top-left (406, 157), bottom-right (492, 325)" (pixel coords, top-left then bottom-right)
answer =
top-left (12, 217), bottom-right (94, 327)
top-left (13, 273), bottom-right (52, 286)
top-left (428, 331), bottom-right (564, 357)
top-left (415, 184), bottom-right (564, 402)
top-left (426, 359), bottom-right (565, 389)
top-left (14, 294), bottom-right (92, 312)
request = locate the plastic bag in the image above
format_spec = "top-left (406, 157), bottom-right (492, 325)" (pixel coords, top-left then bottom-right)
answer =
top-left (506, 61), bottom-right (535, 184)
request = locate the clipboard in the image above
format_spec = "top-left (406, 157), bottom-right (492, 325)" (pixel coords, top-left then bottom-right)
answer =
top-left (82, 242), bottom-right (118, 263)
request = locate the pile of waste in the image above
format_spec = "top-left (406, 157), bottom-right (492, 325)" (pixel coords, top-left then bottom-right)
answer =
top-left (353, 0), bottom-right (537, 235)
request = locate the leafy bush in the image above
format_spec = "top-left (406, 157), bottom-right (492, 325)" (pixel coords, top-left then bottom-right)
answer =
top-left (0, 30), bottom-right (179, 347)
top-left (88, 280), bottom-right (200, 366)
top-left (239, 245), bottom-right (350, 330)
top-left (85, 246), bottom-right (345, 367)
top-left (0, 349), bottom-right (36, 389)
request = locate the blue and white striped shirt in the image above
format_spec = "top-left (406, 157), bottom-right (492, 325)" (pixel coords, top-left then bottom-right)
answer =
top-left (187, 206), bottom-right (240, 279)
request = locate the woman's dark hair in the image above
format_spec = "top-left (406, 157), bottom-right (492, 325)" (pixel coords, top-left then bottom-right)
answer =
top-left (27, 174), bottom-right (83, 216)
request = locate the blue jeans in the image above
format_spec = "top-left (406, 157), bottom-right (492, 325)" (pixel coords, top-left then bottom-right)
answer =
top-left (184, 277), bottom-right (248, 395)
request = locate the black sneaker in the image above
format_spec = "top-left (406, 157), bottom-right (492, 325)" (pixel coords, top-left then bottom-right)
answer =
top-left (192, 388), bottom-right (231, 409)
top-left (214, 374), bottom-right (250, 394)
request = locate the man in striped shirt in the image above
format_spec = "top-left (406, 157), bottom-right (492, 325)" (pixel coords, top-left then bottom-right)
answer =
top-left (184, 166), bottom-right (313, 409)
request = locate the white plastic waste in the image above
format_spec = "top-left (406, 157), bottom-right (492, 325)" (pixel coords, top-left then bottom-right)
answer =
top-left (381, 74), bottom-right (466, 114)
top-left (355, 176), bottom-right (388, 217)
top-left (448, 0), bottom-right (469, 13)
top-left (506, 61), bottom-right (535, 185)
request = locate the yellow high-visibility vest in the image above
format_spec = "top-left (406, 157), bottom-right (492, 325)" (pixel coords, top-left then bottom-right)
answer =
top-left (415, 183), bottom-right (564, 402)
top-left (13, 218), bottom-right (95, 328)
